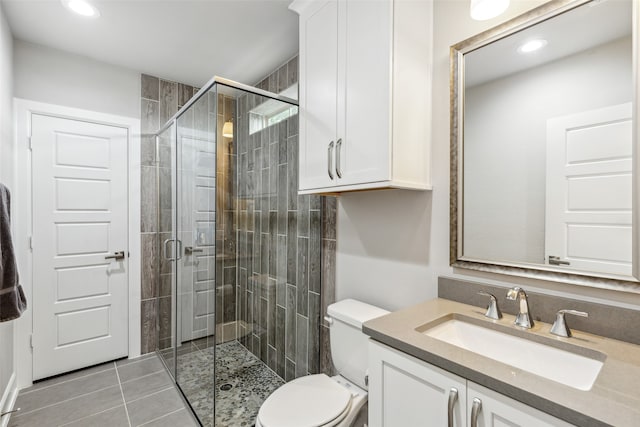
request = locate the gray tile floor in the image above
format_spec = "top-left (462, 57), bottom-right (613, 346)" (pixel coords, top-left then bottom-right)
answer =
top-left (8, 354), bottom-right (199, 427)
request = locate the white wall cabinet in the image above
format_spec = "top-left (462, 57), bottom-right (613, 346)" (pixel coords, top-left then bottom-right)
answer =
top-left (290, 0), bottom-right (433, 194)
top-left (369, 341), bottom-right (574, 427)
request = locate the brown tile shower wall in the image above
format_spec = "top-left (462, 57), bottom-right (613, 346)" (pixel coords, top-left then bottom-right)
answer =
top-left (138, 60), bottom-right (338, 371)
top-left (140, 74), bottom-right (200, 354)
top-left (236, 56), bottom-right (337, 380)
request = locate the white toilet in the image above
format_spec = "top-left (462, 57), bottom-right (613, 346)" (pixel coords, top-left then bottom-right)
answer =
top-left (255, 299), bottom-right (389, 427)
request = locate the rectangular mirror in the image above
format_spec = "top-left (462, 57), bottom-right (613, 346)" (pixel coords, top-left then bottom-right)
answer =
top-left (451, 0), bottom-right (640, 288)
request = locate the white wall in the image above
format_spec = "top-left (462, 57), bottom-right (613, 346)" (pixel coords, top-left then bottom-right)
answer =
top-left (336, 0), bottom-right (640, 312)
top-left (13, 40), bottom-right (140, 118)
top-left (464, 37), bottom-right (632, 264)
top-left (0, 0), bottom-right (15, 405)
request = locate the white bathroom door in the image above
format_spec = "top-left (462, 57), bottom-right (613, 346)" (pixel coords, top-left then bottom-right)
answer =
top-left (31, 114), bottom-right (129, 380)
top-left (178, 131), bottom-right (216, 343)
top-left (545, 103), bottom-right (632, 277)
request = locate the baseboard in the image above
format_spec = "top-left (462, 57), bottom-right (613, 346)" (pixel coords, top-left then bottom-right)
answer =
top-left (0, 373), bottom-right (19, 427)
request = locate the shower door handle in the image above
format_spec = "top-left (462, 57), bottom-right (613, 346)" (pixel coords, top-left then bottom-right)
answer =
top-left (163, 238), bottom-right (174, 262)
top-left (328, 141), bottom-right (334, 180)
top-left (335, 138), bottom-right (342, 178)
top-left (163, 238), bottom-right (180, 262)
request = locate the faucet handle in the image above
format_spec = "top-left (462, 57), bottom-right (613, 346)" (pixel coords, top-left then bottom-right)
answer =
top-left (478, 291), bottom-right (502, 320)
top-left (550, 309), bottom-right (588, 337)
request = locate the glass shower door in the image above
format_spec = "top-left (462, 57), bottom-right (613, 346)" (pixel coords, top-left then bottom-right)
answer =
top-left (157, 122), bottom-right (177, 378)
top-left (175, 88), bottom-right (217, 426)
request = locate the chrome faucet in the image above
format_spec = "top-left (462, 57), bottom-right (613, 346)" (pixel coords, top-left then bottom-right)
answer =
top-left (550, 309), bottom-right (588, 337)
top-left (506, 287), bottom-right (534, 329)
top-left (478, 291), bottom-right (502, 320)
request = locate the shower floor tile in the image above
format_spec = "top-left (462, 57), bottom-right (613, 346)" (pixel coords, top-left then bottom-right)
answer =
top-left (174, 340), bottom-right (284, 427)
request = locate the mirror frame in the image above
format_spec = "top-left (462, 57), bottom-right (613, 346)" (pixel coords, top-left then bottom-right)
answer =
top-left (450, 0), bottom-right (640, 291)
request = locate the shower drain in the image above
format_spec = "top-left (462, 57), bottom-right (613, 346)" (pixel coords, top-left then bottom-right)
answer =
top-left (219, 383), bottom-right (233, 391)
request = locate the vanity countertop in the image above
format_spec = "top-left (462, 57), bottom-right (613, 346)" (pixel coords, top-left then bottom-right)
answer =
top-left (363, 298), bottom-right (640, 427)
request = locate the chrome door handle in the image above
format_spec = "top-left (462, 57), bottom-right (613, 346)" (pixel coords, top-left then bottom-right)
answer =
top-left (549, 255), bottom-right (570, 266)
top-left (447, 388), bottom-right (458, 427)
top-left (185, 246), bottom-right (204, 255)
top-left (163, 238), bottom-right (173, 261)
top-left (328, 141), bottom-right (334, 180)
top-left (336, 138), bottom-right (342, 178)
top-left (471, 398), bottom-right (482, 427)
top-left (105, 251), bottom-right (125, 260)
top-left (175, 239), bottom-right (183, 261)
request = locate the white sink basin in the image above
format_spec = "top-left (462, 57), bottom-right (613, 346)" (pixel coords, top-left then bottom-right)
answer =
top-left (422, 318), bottom-right (604, 391)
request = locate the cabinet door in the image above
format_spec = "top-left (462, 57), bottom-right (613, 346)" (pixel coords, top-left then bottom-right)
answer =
top-left (338, 0), bottom-right (392, 186)
top-left (298, 0), bottom-right (339, 191)
top-left (369, 341), bottom-right (467, 427)
top-left (468, 383), bottom-right (574, 427)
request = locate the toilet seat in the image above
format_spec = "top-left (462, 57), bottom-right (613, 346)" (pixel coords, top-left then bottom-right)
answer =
top-left (257, 374), bottom-right (352, 427)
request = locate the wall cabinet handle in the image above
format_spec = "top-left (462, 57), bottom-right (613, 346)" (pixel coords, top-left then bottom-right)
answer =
top-left (447, 388), bottom-right (458, 427)
top-left (336, 138), bottom-right (343, 178)
top-left (328, 141), bottom-right (335, 180)
top-left (471, 398), bottom-right (482, 427)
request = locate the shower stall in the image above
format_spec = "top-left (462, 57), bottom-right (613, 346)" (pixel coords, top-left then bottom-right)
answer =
top-left (153, 77), bottom-right (323, 426)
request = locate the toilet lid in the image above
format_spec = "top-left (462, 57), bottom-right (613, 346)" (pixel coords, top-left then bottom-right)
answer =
top-left (258, 374), bottom-right (352, 427)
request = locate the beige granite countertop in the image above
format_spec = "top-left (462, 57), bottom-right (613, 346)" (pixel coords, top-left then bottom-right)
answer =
top-left (363, 298), bottom-right (640, 427)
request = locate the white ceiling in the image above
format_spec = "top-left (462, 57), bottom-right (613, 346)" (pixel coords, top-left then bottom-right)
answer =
top-left (465, 0), bottom-right (631, 88)
top-left (2, 0), bottom-right (299, 88)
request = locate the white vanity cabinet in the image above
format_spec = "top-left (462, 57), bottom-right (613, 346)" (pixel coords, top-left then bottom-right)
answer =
top-left (368, 341), bottom-right (574, 427)
top-left (289, 0), bottom-right (433, 194)
top-left (369, 341), bottom-right (467, 426)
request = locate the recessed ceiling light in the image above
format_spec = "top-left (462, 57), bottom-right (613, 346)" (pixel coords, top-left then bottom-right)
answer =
top-left (470, 0), bottom-right (510, 21)
top-left (518, 39), bottom-right (548, 54)
top-left (61, 0), bottom-right (100, 18)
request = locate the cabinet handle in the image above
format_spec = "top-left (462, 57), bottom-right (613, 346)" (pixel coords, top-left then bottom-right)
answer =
top-left (471, 398), bottom-right (482, 427)
top-left (447, 388), bottom-right (458, 427)
top-left (336, 138), bottom-right (343, 178)
top-left (328, 141), bottom-right (335, 180)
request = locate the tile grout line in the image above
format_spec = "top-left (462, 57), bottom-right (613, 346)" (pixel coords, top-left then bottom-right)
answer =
top-left (114, 363), bottom-right (132, 427)
top-left (14, 382), bottom-right (120, 417)
top-left (124, 386), bottom-right (175, 406)
top-left (57, 402), bottom-right (124, 427)
top-left (118, 368), bottom-right (166, 386)
top-left (19, 364), bottom-right (117, 396)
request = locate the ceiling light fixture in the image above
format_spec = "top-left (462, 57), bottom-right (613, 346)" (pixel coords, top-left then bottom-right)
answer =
top-left (61, 0), bottom-right (100, 18)
top-left (518, 39), bottom-right (548, 53)
top-left (470, 0), bottom-right (510, 21)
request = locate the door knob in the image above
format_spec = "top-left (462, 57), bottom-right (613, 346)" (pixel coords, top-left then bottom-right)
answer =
top-left (185, 246), bottom-right (204, 255)
top-left (105, 251), bottom-right (125, 261)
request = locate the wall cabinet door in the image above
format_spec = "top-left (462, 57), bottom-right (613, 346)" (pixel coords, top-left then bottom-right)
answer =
top-left (292, 0), bottom-right (433, 194)
top-left (467, 383), bottom-right (573, 427)
top-left (339, 0), bottom-right (391, 187)
top-left (368, 341), bottom-right (467, 427)
top-left (298, 0), bottom-right (339, 191)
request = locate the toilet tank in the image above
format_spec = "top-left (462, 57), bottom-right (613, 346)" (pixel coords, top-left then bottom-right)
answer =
top-left (327, 299), bottom-right (389, 390)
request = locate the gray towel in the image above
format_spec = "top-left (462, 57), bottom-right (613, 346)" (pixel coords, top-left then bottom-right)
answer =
top-left (0, 183), bottom-right (27, 322)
